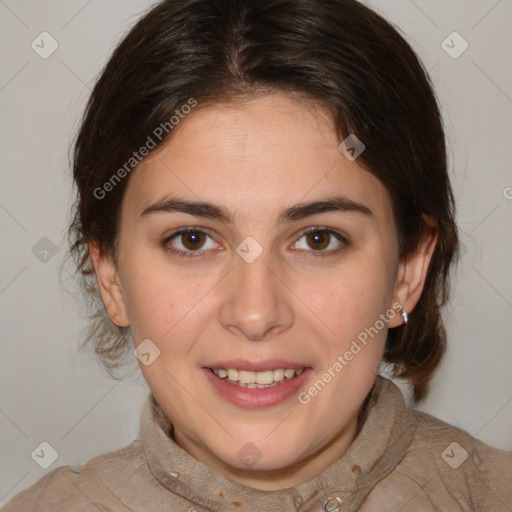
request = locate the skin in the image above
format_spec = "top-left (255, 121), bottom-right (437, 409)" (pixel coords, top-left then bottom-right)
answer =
top-left (89, 91), bottom-right (437, 491)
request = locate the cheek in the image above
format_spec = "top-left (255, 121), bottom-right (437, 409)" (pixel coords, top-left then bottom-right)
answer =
top-left (119, 247), bottom-right (173, 337)
top-left (304, 255), bottom-right (393, 341)
top-left (121, 251), bottom-right (217, 349)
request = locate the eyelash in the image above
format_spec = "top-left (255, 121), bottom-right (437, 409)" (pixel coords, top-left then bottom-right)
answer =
top-left (161, 226), bottom-right (349, 260)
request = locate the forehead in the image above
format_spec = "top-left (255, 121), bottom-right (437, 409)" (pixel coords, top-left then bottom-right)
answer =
top-left (122, 92), bottom-right (393, 226)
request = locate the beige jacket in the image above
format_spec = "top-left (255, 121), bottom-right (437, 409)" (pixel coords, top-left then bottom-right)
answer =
top-left (2, 376), bottom-right (511, 511)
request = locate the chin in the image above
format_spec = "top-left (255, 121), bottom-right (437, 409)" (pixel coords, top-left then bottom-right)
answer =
top-left (211, 435), bottom-right (306, 473)
top-left (223, 451), bottom-right (302, 473)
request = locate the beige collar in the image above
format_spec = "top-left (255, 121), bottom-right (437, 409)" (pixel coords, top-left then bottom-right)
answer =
top-left (140, 376), bottom-right (417, 511)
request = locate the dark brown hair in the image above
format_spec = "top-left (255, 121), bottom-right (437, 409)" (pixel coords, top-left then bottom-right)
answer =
top-left (67, 0), bottom-right (459, 401)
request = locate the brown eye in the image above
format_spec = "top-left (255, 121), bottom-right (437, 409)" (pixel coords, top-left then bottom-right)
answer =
top-left (292, 227), bottom-right (348, 256)
top-left (305, 230), bottom-right (330, 250)
top-left (163, 228), bottom-right (218, 257)
top-left (180, 230), bottom-right (207, 250)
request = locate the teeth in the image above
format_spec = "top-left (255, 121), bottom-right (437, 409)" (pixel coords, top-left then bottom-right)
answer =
top-left (256, 371), bottom-right (274, 385)
top-left (239, 370), bottom-right (255, 384)
top-left (212, 367), bottom-right (305, 385)
top-left (284, 369), bottom-right (295, 379)
top-left (273, 369), bottom-right (285, 381)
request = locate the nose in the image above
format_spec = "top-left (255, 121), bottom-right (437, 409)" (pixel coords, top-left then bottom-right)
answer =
top-left (219, 247), bottom-right (294, 341)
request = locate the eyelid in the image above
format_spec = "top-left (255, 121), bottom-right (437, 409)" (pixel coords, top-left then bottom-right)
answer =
top-left (296, 225), bottom-right (348, 241)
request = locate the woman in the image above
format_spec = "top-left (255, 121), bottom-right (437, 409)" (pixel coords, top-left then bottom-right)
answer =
top-left (3, 0), bottom-right (511, 510)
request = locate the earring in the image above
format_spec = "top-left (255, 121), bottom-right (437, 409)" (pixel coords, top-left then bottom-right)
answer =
top-left (400, 305), bottom-right (408, 325)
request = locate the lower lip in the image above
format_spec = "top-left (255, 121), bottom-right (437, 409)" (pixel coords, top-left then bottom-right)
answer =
top-left (203, 368), bottom-right (313, 409)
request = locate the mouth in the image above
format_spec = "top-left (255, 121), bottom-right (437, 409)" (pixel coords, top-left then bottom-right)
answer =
top-left (209, 367), bottom-right (305, 388)
top-left (203, 363), bottom-right (312, 408)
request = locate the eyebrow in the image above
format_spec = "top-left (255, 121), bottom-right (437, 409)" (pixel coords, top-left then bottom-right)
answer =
top-left (139, 195), bottom-right (373, 224)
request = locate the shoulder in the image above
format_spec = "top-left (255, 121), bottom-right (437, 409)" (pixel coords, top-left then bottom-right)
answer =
top-left (389, 409), bottom-right (512, 510)
top-left (0, 440), bottom-right (149, 511)
top-left (411, 408), bottom-right (512, 474)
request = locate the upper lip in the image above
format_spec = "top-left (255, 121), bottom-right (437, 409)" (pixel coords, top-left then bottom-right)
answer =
top-left (205, 360), bottom-right (310, 372)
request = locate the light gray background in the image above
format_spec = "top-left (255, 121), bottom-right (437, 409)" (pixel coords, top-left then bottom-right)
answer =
top-left (1, 0), bottom-right (511, 504)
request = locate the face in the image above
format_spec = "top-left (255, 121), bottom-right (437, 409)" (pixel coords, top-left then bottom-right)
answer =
top-left (91, 92), bottom-right (435, 490)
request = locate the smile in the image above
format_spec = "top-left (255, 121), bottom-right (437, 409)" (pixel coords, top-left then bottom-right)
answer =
top-left (204, 366), bottom-right (312, 408)
top-left (211, 368), bottom-right (305, 388)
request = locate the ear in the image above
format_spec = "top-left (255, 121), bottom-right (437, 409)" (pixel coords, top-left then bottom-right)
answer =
top-left (88, 240), bottom-right (130, 328)
top-left (388, 221), bottom-right (438, 328)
